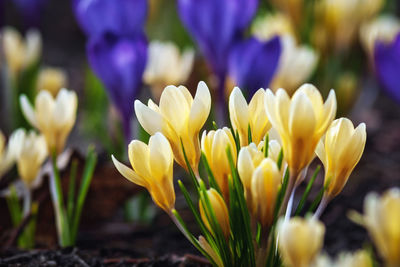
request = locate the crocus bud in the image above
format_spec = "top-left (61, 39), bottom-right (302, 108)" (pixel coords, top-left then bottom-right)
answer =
top-left (252, 12), bottom-right (295, 40)
top-left (264, 84), bottom-right (337, 177)
top-left (229, 87), bottom-right (271, 146)
top-left (237, 143), bottom-right (264, 195)
top-left (313, 0), bottom-right (383, 52)
top-left (250, 158), bottom-right (281, 228)
top-left (2, 27), bottom-right (41, 78)
top-left (316, 118), bottom-right (366, 199)
top-left (37, 67), bottom-right (67, 97)
top-left (360, 189), bottom-right (400, 266)
top-left (360, 15), bottom-right (400, 58)
top-left (20, 89), bottom-right (78, 155)
top-left (201, 127), bottom-right (237, 200)
top-left (337, 250), bottom-right (373, 267)
top-left (0, 131), bottom-right (17, 178)
top-left (313, 250), bottom-right (372, 267)
top-left (199, 188), bottom-right (230, 239)
top-left (144, 41), bottom-right (194, 100)
top-left (228, 37), bottom-right (281, 97)
top-left (135, 81), bottom-right (211, 176)
top-left (12, 129), bottom-right (48, 188)
top-left (73, 0), bottom-right (147, 37)
top-left (177, 0), bottom-right (257, 78)
top-left (87, 33), bottom-right (147, 140)
top-left (374, 32), bottom-right (400, 103)
top-left (278, 217), bottom-right (325, 267)
top-left (112, 132), bottom-right (175, 212)
top-left (270, 35), bottom-right (319, 93)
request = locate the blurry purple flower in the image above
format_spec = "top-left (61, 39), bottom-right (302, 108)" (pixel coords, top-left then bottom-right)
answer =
top-left (12, 0), bottom-right (47, 27)
top-left (229, 36), bottom-right (281, 97)
top-left (177, 0), bottom-right (258, 77)
top-left (73, 0), bottom-right (147, 37)
top-left (87, 33), bottom-right (147, 139)
top-left (374, 33), bottom-right (400, 103)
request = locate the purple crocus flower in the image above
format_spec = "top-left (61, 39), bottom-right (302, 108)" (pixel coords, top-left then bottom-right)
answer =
top-left (177, 0), bottom-right (258, 82)
top-left (87, 33), bottom-right (148, 139)
top-left (73, 0), bottom-right (147, 37)
top-left (12, 0), bottom-right (47, 27)
top-left (229, 36), bottom-right (281, 97)
top-left (374, 33), bottom-right (400, 103)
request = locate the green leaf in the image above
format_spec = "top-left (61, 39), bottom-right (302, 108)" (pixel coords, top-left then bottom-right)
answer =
top-left (263, 134), bottom-right (269, 158)
top-left (226, 147), bottom-right (256, 267)
top-left (200, 152), bottom-right (222, 194)
top-left (180, 138), bottom-right (200, 190)
top-left (273, 168), bottom-right (290, 222)
top-left (67, 160), bottom-right (78, 224)
top-left (71, 147), bottom-right (97, 243)
top-left (212, 121), bottom-right (218, 130)
top-left (247, 124), bottom-right (252, 145)
top-left (294, 165), bottom-right (321, 216)
top-left (6, 185), bottom-right (22, 226)
top-left (50, 153), bottom-right (71, 247)
top-left (276, 149), bottom-right (284, 170)
top-left (171, 209), bottom-right (218, 267)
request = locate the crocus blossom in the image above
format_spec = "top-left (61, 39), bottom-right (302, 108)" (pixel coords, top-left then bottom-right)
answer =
top-left (374, 32), bottom-right (400, 103)
top-left (87, 33), bottom-right (148, 139)
top-left (177, 0), bottom-right (258, 78)
top-left (73, 0), bottom-right (147, 37)
top-left (228, 36), bottom-right (281, 97)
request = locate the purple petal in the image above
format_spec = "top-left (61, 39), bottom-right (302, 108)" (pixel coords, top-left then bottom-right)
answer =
top-left (229, 36), bottom-right (281, 97)
top-left (87, 33), bottom-right (147, 123)
top-left (74, 0), bottom-right (147, 37)
top-left (374, 32), bottom-right (400, 103)
top-left (177, 0), bottom-right (258, 76)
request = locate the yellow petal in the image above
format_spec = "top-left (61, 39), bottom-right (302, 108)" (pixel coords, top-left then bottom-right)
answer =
top-left (20, 95), bottom-right (38, 128)
top-left (189, 81), bottom-right (211, 134)
top-left (111, 155), bottom-right (148, 187)
top-left (135, 100), bottom-right (164, 135)
top-left (149, 132), bottom-right (173, 180)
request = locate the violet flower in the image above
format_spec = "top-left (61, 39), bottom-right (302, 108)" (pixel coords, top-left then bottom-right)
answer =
top-left (229, 36), bottom-right (281, 97)
top-left (73, 0), bottom-right (147, 37)
top-left (374, 33), bottom-right (400, 103)
top-left (177, 0), bottom-right (258, 93)
top-left (87, 33), bottom-right (148, 139)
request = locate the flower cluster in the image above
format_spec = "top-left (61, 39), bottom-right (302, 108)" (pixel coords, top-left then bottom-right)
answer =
top-left (113, 81), bottom-right (367, 266)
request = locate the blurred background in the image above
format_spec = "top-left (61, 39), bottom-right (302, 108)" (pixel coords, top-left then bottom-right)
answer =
top-left (0, 0), bottom-right (400, 263)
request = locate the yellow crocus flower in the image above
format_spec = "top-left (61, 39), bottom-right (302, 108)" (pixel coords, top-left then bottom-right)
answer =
top-left (2, 27), bottom-right (41, 78)
top-left (0, 131), bottom-right (18, 178)
top-left (250, 158), bottom-right (281, 228)
top-left (199, 188), bottom-right (230, 239)
top-left (237, 143), bottom-right (264, 196)
top-left (37, 67), bottom-right (67, 97)
top-left (361, 189), bottom-right (400, 266)
top-left (135, 81), bottom-right (211, 176)
top-left (144, 41), bottom-right (194, 101)
top-left (112, 132), bottom-right (175, 213)
top-left (20, 89), bottom-right (78, 155)
top-left (264, 84), bottom-right (337, 178)
top-left (229, 87), bottom-right (271, 146)
top-left (313, 250), bottom-right (372, 267)
top-left (316, 118), bottom-right (366, 199)
top-left (201, 127), bottom-right (237, 201)
top-left (278, 217), bottom-right (325, 267)
top-left (12, 129), bottom-right (48, 188)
